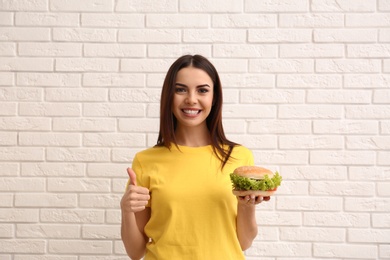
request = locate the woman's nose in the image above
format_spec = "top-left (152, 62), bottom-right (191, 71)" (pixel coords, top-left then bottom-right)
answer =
top-left (185, 92), bottom-right (197, 104)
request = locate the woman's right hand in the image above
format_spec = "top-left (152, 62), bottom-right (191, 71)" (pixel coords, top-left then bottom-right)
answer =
top-left (120, 168), bottom-right (150, 213)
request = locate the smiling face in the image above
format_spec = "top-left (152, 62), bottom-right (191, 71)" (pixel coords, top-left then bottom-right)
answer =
top-left (172, 66), bottom-right (214, 130)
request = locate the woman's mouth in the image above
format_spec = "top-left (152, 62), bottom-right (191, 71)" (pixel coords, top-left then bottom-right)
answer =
top-left (182, 109), bottom-right (201, 115)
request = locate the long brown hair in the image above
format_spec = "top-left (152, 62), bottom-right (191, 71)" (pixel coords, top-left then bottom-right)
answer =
top-left (156, 54), bottom-right (237, 168)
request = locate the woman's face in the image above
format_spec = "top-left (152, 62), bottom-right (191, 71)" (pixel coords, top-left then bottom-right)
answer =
top-left (172, 67), bottom-right (214, 130)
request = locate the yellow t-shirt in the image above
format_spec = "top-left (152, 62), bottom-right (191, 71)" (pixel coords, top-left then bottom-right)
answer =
top-left (132, 144), bottom-right (254, 260)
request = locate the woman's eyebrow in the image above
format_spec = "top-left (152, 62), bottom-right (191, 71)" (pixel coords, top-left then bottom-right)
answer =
top-left (175, 83), bottom-right (211, 88)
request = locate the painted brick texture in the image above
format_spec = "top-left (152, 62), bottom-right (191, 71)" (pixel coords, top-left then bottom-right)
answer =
top-left (0, 0), bottom-right (389, 259)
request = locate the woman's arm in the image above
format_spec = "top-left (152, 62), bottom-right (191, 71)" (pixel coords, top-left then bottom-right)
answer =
top-left (120, 168), bottom-right (151, 259)
top-left (236, 195), bottom-right (269, 251)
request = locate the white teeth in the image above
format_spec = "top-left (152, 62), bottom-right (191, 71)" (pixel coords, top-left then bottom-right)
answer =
top-left (183, 110), bottom-right (199, 115)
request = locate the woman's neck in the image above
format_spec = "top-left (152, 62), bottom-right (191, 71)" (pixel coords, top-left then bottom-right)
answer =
top-left (174, 125), bottom-right (211, 147)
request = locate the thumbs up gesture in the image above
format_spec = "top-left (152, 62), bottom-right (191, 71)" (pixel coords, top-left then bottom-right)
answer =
top-left (120, 168), bottom-right (150, 213)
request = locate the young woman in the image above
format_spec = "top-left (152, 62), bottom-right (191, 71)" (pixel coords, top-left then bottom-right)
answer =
top-left (120, 55), bottom-right (268, 260)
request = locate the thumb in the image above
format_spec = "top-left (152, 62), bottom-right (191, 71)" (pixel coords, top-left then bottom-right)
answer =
top-left (127, 168), bottom-right (137, 186)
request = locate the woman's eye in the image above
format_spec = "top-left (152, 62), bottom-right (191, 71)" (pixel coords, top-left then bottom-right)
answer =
top-left (198, 88), bottom-right (209, 93)
top-left (175, 88), bottom-right (186, 93)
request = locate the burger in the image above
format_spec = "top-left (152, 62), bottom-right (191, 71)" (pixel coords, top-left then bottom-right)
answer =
top-left (230, 166), bottom-right (282, 196)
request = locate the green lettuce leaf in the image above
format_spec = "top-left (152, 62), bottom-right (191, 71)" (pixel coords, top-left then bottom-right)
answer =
top-left (230, 171), bottom-right (282, 191)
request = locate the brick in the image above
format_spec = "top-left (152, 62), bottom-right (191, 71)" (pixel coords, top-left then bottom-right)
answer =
top-left (245, 0), bottom-right (308, 12)
top-left (222, 74), bottom-right (275, 89)
top-left (119, 29), bottom-right (180, 43)
top-left (16, 224), bottom-right (80, 238)
top-left (250, 59), bottom-right (314, 73)
top-left (119, 118), bottom-right (159, 132)
top-left (346, 136), bottom-right (390, 150)
top-left (281, 166), bottom-right (347, 180)
top-left (0, 223), bottom-right (13, 237)
top-left (19, 43), bottom-right (82, 57)
top-left (252, 150), bottom-right (308, 165)
top-left (17, 73), bottom-right (81, 87)
top-left (83, 103), bottom-right (145, 117)
top-left (279, 105), bottom-right (342, 119)
top-left (53, 118), bottom-right (115, 132)
top-left (280, 14), bottom-right (343, 27)
top-left (314, 29), bottom-right (377, 43)
top-left (21, 163), bottom-right (85, 177)
top-left (0, 58), bottom-right (53, 72)
top-left (50, 0), bottom-right (113, 12)
top-left (304, 212), bottom-right (370, 227)
top-left (109, 88), bottom-right (160, 102)
top-left (105, 210), bottom-right (121, 224)
top-left (147, 14), bottom-right (209, 28)
top-left (0, 163), bottom-right (19, 176)
top-left (280, 227), bottom-right (345, 242)
top-left (0, 147), bottom-right (44, 161)
top-left (148, 44), bottom-right (211, 58)
top-left (280, 135), bottom-right (343, 149)
top-left (378, 152), bottom-right (390, 165)
top-left (0, 240), bottom-right (45, 253)
top-left (0, 177), bottom-right (44, 192)
top-left (256, 212), bottom-right (302, 226)
top-left (0, 0), bottom-right (47, 11)
top-left (224, 134), bottom-right (277, 149)
top-left (0, 28), bottom-right (50, 41)
top-left (112, 148), bottom-right (140, 162)
top-left (386, 59), bottom-right (390, 72)
top-left (48, 178), bottom-right (110, 192)
top-left (278, 197), bottom-right (342, 211)
top-left (280, 44), bottom-right (344, 58)
top-left (241, 89), bottom-right (304, 104)
top-left (0, 194), bottom-right (13, 207)
top-left (83, 133), bottom-right (146, 147)
top-left (83, 73), bottom-right (145, 87)
top-left (213, 14), bottom-right (276, 28)
top-left (311, 0), bottom-right (376, 12)
top-left (82, 225), bottom-right (120, 239)
top-left (53, 28), bottom-right (116, 42)
top-left (79, 194), bottom-right (121, 208)
top-left (345, 198), bottom-right (390, 212)
top-left (310, 181), bottom-right (375, 196)
top-left (382, 121), bottom-right (390, 134)
top-left (87, 163), bottom-right (129, 177)
top-left (347, 14), bottom-right (390, 27)
top-left (373, 214), bottom-right (390, 227)
top-left (313, 120), bottom-right (378, 134)
top-left (40, 209), bottom-right (104, 223)
top-left (277, 74), bottom-right (342, 89)
top-left (15, 12), bottom-right (79, 26)
top-left (347, 44), bottom-right (390, 58)
top-left (316, 59), bottom-right (381, 73)
top-left (0, 209), bottom-right (39, 223)
top-left (311, 151), bottom-right (375, 165)
top-left (209, 59), bottom-right (248, 72)
top-left (19, 103), bottom-right (81, 116)
top-left (46, 148), bottom-right (110, 162)
top-left (246, 242), bottom-right (311, 257)
top-left (15, 257), bottom-right (77, 260)
top-left (56, 58), bottom-right (118, 72)
top-left (82, 13), bottom-right (143, 27)
top-left (213, 44), bottom-right (277, 58)
top-left (249, 29), bottom-right (311, 43)
top-left (380, 245), bottom-right (390, 258)
top-left (180, 0), bottom-right (242, 12)
top-left (0, 88), bottom-right (42, 101)
top-left (0, 73), bottom-right (13, 85)
top-left (0, 102), bottom-right (16, 115)
top-left (15, 193), bottom-right (77, 207)
top-left (380, 29), bottom-right (390, 42)
top-left (0, 12), bottom-right (14, 25)
top-left (379, 0), bottom-right (390, 10)
top-left (345, 74), bottom-right (390, 89)
top-left (314, 244), bottom-right (377, 258)
top-left (84, 43), bottom-right (145, 57)
top-left (115, 0), bottom-right (177, 12)
top-left (45, 88), bottom-right (107, 102)
top-left (307, 90), bottom-right (371, 104)
top-left (346, 105), bottom-right (390, 119)
top-left (374, 90), bottom-right (390, 103)
top-left (224, 104), bottom-right (276, 118)
top-left (0, 117), bottom-right (51, 131)
top-left (0, 43), bottom-right (16, 56)
top-left (349, 166), bottom-right (390, 181)
top-left (183, 29), bottom-right (246, 43)
top-left (19, 132), bottom-right (81, 147)
top-left (255, 227), bottom-right (278, 241)
top-left (121, 58), bottom-right (174, 72)
top-left (48, 240), bottom-right (112, 254)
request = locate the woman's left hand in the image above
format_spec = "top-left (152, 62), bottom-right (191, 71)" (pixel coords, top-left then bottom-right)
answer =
top-left (237, 195), bottom-right (270, 206)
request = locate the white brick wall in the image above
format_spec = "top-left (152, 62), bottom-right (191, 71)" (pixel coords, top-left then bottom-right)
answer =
top-left (0, 0), bottom-right (389, 259)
